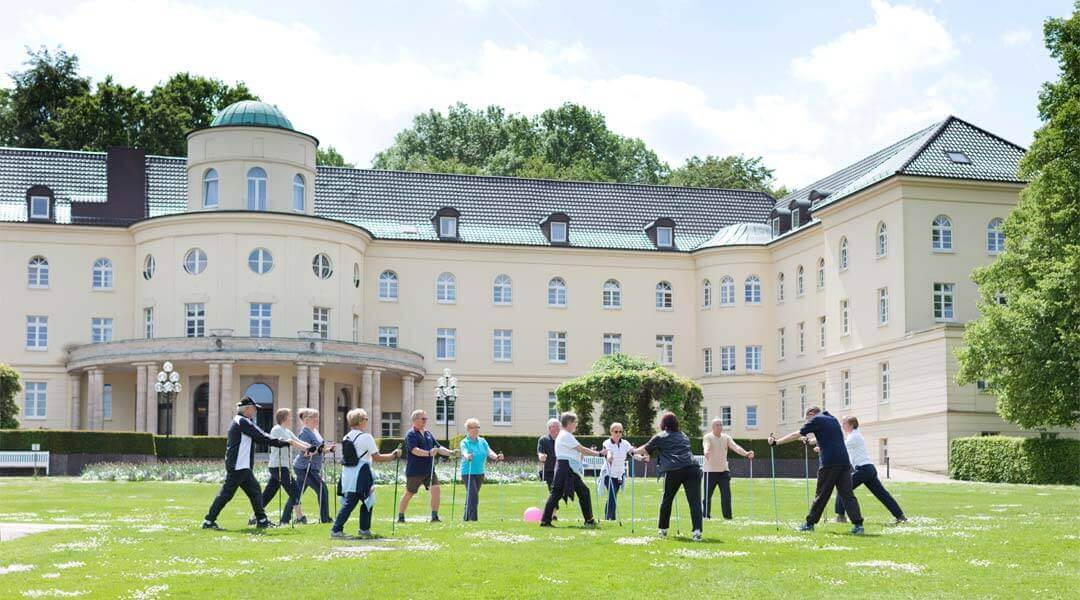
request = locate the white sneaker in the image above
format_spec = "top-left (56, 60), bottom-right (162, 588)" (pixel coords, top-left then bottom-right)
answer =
top-left (692, 530), bottom-right (703, 542)
top-left (658, 529), bottom-right (668, 538)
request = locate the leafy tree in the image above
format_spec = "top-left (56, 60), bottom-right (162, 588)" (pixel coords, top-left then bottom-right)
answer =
top-left (51, 76), bottom-right (144, 150)
top-left (317, 145), bottom-right (355, 168)
top-left (556, 354), bottom-right (703, 436)
top-left (138, 72), bottom-right (257, 156)
top-left (0, 364), bottom-right (22, 429)
top-left (956, 7), bottom-right (1080, 429)
top-left (0, 47), bottom-right (89, 147)
top-left (668, 154), bottom-right (778, 193)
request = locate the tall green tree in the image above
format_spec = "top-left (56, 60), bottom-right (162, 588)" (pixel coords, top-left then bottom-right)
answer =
top-left (956, 6), bottom-right (1080, 429)
top-left (0, 364), bottom-right (22, 429)
top-left (668, 154), bottom-right (780, 194)
top-left (0, 47), bottom-right (89, 147)
top-left (317, 145), bottom-right (355, 168)
top-left (51, 76), bottom-right (144, 151)
top-left (138, 72), bottom-right (257, 156)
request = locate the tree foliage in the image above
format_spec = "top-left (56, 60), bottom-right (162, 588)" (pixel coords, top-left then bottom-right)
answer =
top-left (555, 354), bottom-right (703, 436)
top-left (668, 154), bottom-right (782, 195)
top-left (0, 363), bottom-right (23, 429)
top-left (956, 7), bottom-right (1080, 429)
top-left (317, 145), bottom-right (355, 167)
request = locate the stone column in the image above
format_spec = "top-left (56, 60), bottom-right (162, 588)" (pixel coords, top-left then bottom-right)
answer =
top-left (135, 365), bottom-right (147, 432)
top-left (361, 368), bottom-right (373, 417)
top-left (68, 373), bottom-right (81, 429)
top-left (308, 364), bottom-right (322, 436)
top-left (295, 364), bottom-right (308, 418)
top-left (86, 368), bottom-right (104, 430)
top-left (208, 363), bottom-right (221, 436)
top-left (145, 363), bottom-right (158, 435)
top-left (402, 375), bottom-right (416, 420)
top-left (220, 362), bottom-right (234, 435)
top-left (372, 369), bottom-right (382, 436)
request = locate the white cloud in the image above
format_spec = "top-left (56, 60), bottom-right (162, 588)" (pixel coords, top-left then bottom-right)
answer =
top-left (1001, 29), bottom-right (1032, 47)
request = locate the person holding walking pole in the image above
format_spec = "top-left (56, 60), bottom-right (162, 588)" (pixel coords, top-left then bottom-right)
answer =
top-left (293, 409), bottom-right (335, 524)
top-left (459, 418), bottom-right (504, 521)
top-left (702, 417), bottom-right (754, 520)
top-left (769, 439), bottom-right (779, 530)
top-left (330, 408), bottom-right (402, 539)
top-left (600, 422), bottom-right (641, 522)
top-left (397, 410), bottom-right (454, 523)
top-left (769, 406), bottom-right (865, 535)
top-left (632, 412), bottom-right (704, 541)
top-left (391, 443), bottom-right (403, 535)
top-left (260, 408), bottom-right (304, 525)
top-left (539, 412), bottom-right (605, 528)
top-left (832, 416), bottom-right (907, 524)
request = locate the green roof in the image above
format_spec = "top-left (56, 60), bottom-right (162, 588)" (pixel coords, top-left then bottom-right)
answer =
top-left (210, 101), bottom-right (294, 131)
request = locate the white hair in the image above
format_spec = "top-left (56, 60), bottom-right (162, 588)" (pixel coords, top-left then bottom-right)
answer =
top-left (546, 418), bottom-right (560, 428)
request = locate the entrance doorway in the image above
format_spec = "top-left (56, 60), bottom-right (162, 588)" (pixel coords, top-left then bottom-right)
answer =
top-left (243, 382), bottom-right (274, 450)
top-left (193, 383), bottom-right (209, 436)
top-left (336, 388), bottom-right (351, 440)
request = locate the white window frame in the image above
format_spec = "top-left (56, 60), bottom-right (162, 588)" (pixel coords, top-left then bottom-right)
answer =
top-left (880, 362), bottom-right (891, 404)
top-left (548, 331), bottom-right (567, 363)
top-left (720, 405), bottom-right (732, 428)
top-left (548, 277), bottom-right (567, 307)
top-left (436, 327), bottom-right (457, 360)
top-left (202, 169), bottom-right (219, 208)
top-left (492, 390), bottom-right (513, 426)
top-left (777, 327), bottom-right (786, 360)
top-left (312, 307), bottom-right (330, 339)
top-left (933, 282), bottom-right (955, 321)
top-left (184, 248), bottom-right (207, 275)
top-left (23, 381), bottom-right (47, 419)
top-left (816, 258), bottom-right (826, 290)
top-left (876, 222), bottom-right (888, 258)
top-left (656, 226), bottom-right (673, 248)
top-left (987, 218), bottom-right (1005, 255)
top-left (602, 279), bottom-right (621, 309)
top-left (144, 307), bottom-right (154, 339)
top-left (312, 254), bottom-right (333, 280)
top-left (92, 258), bottom-right (114, 290)
top-left (839, 237), bottom-right (849, 271)
top-left (655, 281), bottom-right (673, 310)
top-left (771, 217), bottom-right (780, 237)
top-left (818, 316), bottom-right (827, 351)
top-left (246, 167), bottom-right (268, 211)
top-left (26, 315), bottom-right (48, 350)
top-left (840, 299), bottom-right (850, 336)
top-left (548, 391), bottom-right (558, 419)
top-left (143, 255), bottom-right (155, 281)
top-left (436, 272), bottom-right (457, 304)
top-left (776, 273), bottom-right (785, 303)
top-left (250, 303), bottom-right (272, 338)
top-left (185, 303), bottom-right (205, 338)
top-left (720, 346), bottom-right (736, 373)
top-left (797, 321), bottom-right (805, 355)
top-left (602, 333), bottom-right (622, 356)
top-left (103, 383), bottom-right (113, 421)
top-left (248, 248), bottom-right (274, 275)
top-left (439, 216), bottom-right (458, 238)
top-left (379, 271), bottom-right (399, 301)
top-left (656, 335), bottom-right (674, 365)
top-left (28, 256), bottom-right (49, 289)
top-left (799, 385), bottom-right (807, 417)
top-left (381, 411), bottom-right (402, 438)
top-left (352, 314), bottom-right (360, 343)
top-left (293, 174), bottom-right (305, 212)
top-left (744, 275), bottom-right (761, 304)
top-left (91, 317), bottom-right (113, 343)
top-left (720, 276), bottom-right (735, 306)
top-left (932, 215), bottom-right (953, 252)
top-left (878, 287), bottom-right (889, 326)
top-left (378, 326), bottom-right (399, 348)
top-left (435, 396), bottom-right (455, 426)
top-left (841, 369), bottom-right (851, 407)
top-left (703, 347), bottom-right (713, 375)
top-left (493, 274), bottom-right (513, 305)
top-left (779, 388), bottom-right (787, 423)
top-left (796, 265), bottom-right (804, 297)
top-left (701, 279), bottom-right (712, 309)
top-left (745, 345), bottom-right (762, 373)
top-left (746, 404), bottom-right (758, 429)
top-left (549, 221), bottom-right (567, 243)
top-left (493, 329), bottom-right (513, 362)
top-left (792, 210), bottom-right (801, 229)
top-left (30, 195), bottom-right (50, 219)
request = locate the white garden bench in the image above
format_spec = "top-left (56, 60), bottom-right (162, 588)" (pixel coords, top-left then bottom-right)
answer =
top-left (0, 451), bottom-right (50, 475)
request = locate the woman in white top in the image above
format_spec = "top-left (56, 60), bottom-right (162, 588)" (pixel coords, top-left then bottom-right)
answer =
top-left (600, 422), bottom-right (641, 521)
top-left (262, 408), bottom-right (304, 524)
top-left (331, 408), bottom-right (401, 539)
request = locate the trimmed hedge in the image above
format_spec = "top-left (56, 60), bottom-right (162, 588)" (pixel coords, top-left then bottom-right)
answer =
top-left (440, 434), bottom-right (810, 460)
top-left (154, 436), bottom-right (226, 459)
top-left (950, 436), bottom-right (1080, 485)
top-left (0, 429), bottom-right (156, 455)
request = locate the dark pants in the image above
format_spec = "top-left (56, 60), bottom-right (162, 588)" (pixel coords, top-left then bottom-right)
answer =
top-left (541, 461), bottom-right (593, 524)
top-left (703, 471), bottom-right (732, 519)
top-left (659, 465), bottom-right (703, 532)
top-left (541, 470), bottom-right (555, 491)
top-left (204, 469), bottom-right (265, 524)
top-left (262, 467), bottom-right (299, 523)
top-left (332, 492), bottom-right (373, 533)
top-left (807, 464), bottom-right (863, 526)
top-left (836, 464), bottom-right (904, 519)
top-left (463, 473), bottom-right (485, 521)
top-left (602, 476), bottom-right (623, 520)
top-left (290, 467), bottom-right (331, 523)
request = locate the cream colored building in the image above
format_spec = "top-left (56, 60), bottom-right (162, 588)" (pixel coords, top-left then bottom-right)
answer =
top-left (2, 101), bottom-right (1074, 471)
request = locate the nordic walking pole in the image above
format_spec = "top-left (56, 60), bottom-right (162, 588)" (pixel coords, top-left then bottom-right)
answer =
top-left (331, 449), bottom-right (338, 518)
top-left (462, 458), bottom-right (472, 524)
top-left (495, 449), bottom-right (505, 522)
top-left (770, 436), bottom-right (779, 531)
top-left (450, 452), bottom-right (459, 525)
top-left (629, 457), bottom-right (635, 533)
top-left (803, 440), bottom-right (811, 513)
top-left (297, 453), bottom-right (314, 525)
top-left (391, 445), bottom-right (402, 535)
top-left (748, 457), bottom-right (754, 521)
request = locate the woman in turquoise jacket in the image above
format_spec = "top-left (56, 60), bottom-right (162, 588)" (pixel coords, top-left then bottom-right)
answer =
top-left (459, 418), bottom-right (504, 521)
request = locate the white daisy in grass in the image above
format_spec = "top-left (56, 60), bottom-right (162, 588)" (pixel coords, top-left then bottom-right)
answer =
top-left (50, 539), bottom-right (102, 552)
top-left (1, 564), bottom-right (34, 575)
top-left (330, 546), bottom-right (396, 555)
top-left (20, 590), bottom-right (88, 597)
top-left (53, 562), bottom-right (84, 570)
top-left (814, 545), bottom-right (855, 552)
top-left (463, 531), bottom-right (535, 544)
top-left (671, 548), bottom-right (749, 559)
top-left (847, 560), bottom-right (925, 574)
top-left (126, 585), bottom-right (168, 600)
top-left (649, 561), bottom-right (690, 570)
top-left (41, 574), bottom-right (60, 579)
top-left (968, 559), bottom-right (992, 567)
top-left (613, 537), bottom-right (654, 546)
top-left (745, 535), bottom-right (806, 543)
top-left (538, 575), bottom-right (566, 584)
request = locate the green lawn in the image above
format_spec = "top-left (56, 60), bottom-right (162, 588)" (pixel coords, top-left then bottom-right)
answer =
top-left (1, 475), bottom-right (1078, 599)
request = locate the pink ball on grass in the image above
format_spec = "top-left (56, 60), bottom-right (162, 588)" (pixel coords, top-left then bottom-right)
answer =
top-left (523, 507), bottom-right (543, 522)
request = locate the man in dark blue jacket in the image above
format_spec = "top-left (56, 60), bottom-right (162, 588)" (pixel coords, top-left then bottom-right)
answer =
top-left (202, 397), bottom-right (310, 530)
top-left (770, 406), bottom-right (864, 535)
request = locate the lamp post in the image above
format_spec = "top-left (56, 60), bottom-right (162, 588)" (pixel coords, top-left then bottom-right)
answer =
top-left (154, 361), bottom-right (182, 462)
top-left (435, 368), bottom-right (458, 443)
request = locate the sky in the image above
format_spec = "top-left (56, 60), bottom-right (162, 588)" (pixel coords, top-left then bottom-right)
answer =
top-left (0, 0), bottom-right (1072, 188)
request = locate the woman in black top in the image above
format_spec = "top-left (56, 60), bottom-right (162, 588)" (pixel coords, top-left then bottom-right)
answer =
top-left (633, 412), bottom-right (703, 541)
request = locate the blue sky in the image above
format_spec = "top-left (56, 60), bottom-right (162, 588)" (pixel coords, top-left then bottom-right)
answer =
top-left (0, 0), bottom-right (1072, 187)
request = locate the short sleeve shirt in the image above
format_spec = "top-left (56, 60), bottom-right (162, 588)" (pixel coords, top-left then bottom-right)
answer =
top-left (799, 412), bottom-right (850, 468)
top-left (554, 430), bottom-right (580, 460)
top-left (602, 439), bottom-right (632, 478)
top-left (404, 428), bottom-right (441, 477)
top-left (537, 435), bottom-right (557, 473)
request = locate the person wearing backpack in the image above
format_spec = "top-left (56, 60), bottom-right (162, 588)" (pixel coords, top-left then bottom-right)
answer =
top-left (331, 408), bottom-right (402, 539)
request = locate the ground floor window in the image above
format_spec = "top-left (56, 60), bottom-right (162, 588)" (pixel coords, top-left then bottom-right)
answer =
top-left (382, 412), bottom-right (401, 437)
top-left (436, 396), bottom-right (455, 425)
top-left (492, 390), bottom-right (512, 425)
top-left (23, 381), bottom-right (46, 419)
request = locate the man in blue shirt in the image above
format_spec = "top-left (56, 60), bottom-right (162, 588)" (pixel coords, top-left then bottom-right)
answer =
top-left (770, 406), bottom-right (864, 535)
top-left (397, 409), bottom-right (454, 523)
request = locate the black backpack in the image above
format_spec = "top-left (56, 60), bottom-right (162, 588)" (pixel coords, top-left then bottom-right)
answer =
top-left (341, 432), bottom-right (367, 467)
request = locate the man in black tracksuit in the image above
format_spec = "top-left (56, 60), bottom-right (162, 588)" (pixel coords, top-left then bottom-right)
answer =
top-left (202, 397), bottom-right (310, 530)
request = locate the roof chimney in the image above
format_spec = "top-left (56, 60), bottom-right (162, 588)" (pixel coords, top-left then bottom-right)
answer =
top-left (71, 146), bottom-right (146, 224)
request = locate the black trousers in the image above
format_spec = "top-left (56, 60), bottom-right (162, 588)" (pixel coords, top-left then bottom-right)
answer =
top-left (262, 467), bottom-right (299, 522)
top-left (806, 464), bottom-right (863, 526)
top-left (463, 473), bottom-right (485, 521)
top-left (836, 464), bottom-right (904, 519)
top-left (541, 461), bottom-right (593, 524)
top-left (702, 471), bottom-right (732, 519)
top-left (659, 465), bottom-right (703, 532)
top-left (205, 468), bottom-right (265, 524)
top-left (332, 492), bottom-right (372, 533)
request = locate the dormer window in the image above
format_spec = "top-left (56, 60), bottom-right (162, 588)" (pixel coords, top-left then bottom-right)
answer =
top-left (541, 212), bottom-right (571, 245)
top-left (550, 222), bottom-right (567, 243)
top-left (657, 226), bottom-right (673, 248)
top-left (945, 151), bottom-right (971, 164)
top-left (30, 196), bottom-right (50, 220)
top-left (433, 207), bottom-right (461, 240)
top-left (646, 218), bottom-right (676, 250)
top-left (26, 186), bottom-right (54, 222)
top-left (792, 210), bottom-right (801, 229)
top-left (771, 217), bottom-right (780, 237)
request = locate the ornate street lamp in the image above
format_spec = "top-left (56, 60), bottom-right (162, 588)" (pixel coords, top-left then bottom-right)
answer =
top-left (154, 362), bottom-right (182, 461)
top-left (435, 368), bottom-right (458, 443)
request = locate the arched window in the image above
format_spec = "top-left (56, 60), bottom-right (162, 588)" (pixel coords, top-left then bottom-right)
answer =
top-left (987, 218), bottom-right (1005, 254)
top-left (248, 248), bottom-right (274, 274)
top-left (378, 270), bottom-right (399, 300)
top-left (932, 215), bottom-right (953, 251)
top-left (312, 253), bottom-right (333, 279)
top-left (28, 256), bottom-right (49, 288)
top-left (777, 273), bottom-right (785, 303)
top-left (202, 169), bottom-right (219, 208)
top-left (744, 275), bottom-right (761, 304)
top-left (184, 248), bottom-right (207, 275)
top-left (143, 255), bottom-right (155, 281)
top-left (817, 258), bottom-right (826, 289)
top-left (353, 263), bottom-right (360, 289)
top-left (655, 281), bottom-right (673, 310)
top-left (796, 265), bottom-right (805, 297)
top-left (548, 277), bottom-right (567, 307)
top-left (92, 258), bottom-right (113, 289)
top-left (702, 279), bottom-right (712, 309)
top-left (839, 237), bottom-right (849, 271)
top-left (436, 272), bottom-right (457, 303)
top-left (602, 279), bottom-right (621, 308)
top-left (493, 274), bottom-right (512, 305)
top-left (246, 167), bottom-right (268, 211)
top-left (876, 222), bottom-right (888, 257)
top-left (719, 275), bottom-right (735, 306)
top-left (293, 174), bottom-right (305, 212)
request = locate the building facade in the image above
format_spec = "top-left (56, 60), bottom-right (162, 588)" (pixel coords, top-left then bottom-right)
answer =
top-left (2, 101), bottom-right (1074, 471)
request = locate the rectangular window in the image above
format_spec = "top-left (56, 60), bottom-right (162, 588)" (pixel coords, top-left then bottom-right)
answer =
top-left (778, 388), bottom-right (787, 423)
top-left (185, 303), bottom-right (205, 338)
top-left (878, 287), bottom-right (889, 325)
top-left (840, 299), bottom-right (850, 336)
top-left (656, 335), bottom-right (674, 365)
top-left (378, 326), bottom-right (399, 348)
top-left (602, 333), bottom-right (622, 356)
top-left (30, 195), bottom-right (49, 219)
top-left (880, 362), bottom-right (890, 403)
top-left (439, 216), bottom-right (457, 238)
top-left (23, 381), bottom-right (46, 419)
top-left (312, 307), bottom-right (330, 339)
top-left (493, 329), bottom-right (513, 361)
top-left (352, 314), bottom-right (360, 343)
top-left (548, 331), bottom-right (567, 363)
top-left (548, 391), bottom-right (558, 419)
top-left (933, 282), bottom-right (955, 321)
top-left (797, 321), bottom-right (805, 354)
top-left (799, 385), bottom-right (807, 416)
top-left (103, 383), bottom-right (113, 421)
top-left (820, 380), bottom-right (827, 407)
top-left (792, 210), bottom-right (801, 229)
top-left (656, 226), bottom-right (673, 247)
top-left (777, 328), bottom-right (785, 360)
top-left (703, 347), bottom-right (713, 375)
top-left (249, 303), bottom-right (272, 337)
top-left (492, 390), bottom-right (513, 425)
top-left (771, 217), bottom-right (780, 237)
top-left (745, 345), bottom-right (762, 373)
top-left (26, 315), bottom-right (48, 349)
top-left (720, 346), bottom-right (736, 373)
top-left (435, 397), bottom-right (455, 425)
top-left (720, 405), bottom-right (732, 427)
top-left (436, 328), bottom-right (457, 360)
top-left (550, 221), bottom-right (567, 243)
top-left (144, 307), bottom-right (154, 339)
top-left (381, 412), bottom-right (401, 437)
top-left (818, 316), bottom-right (826, 350)
top-left (91, 317), bottom-right (113, 343)
top-left (746, 404), bottom-right (758, 428)
top-left (842, 369), bottom-right (851, 407)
